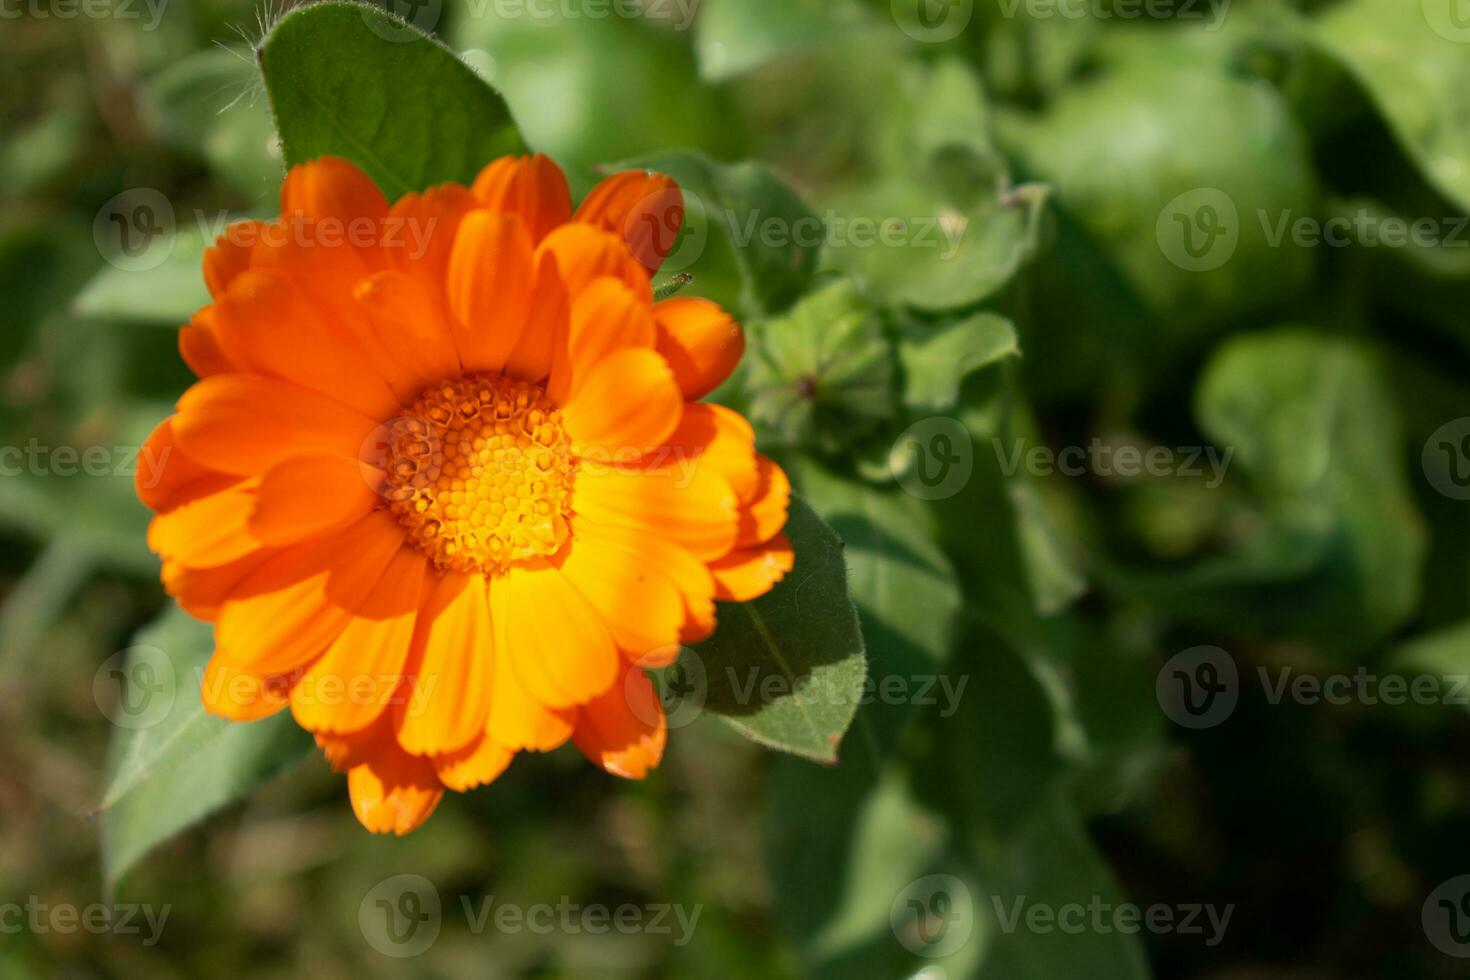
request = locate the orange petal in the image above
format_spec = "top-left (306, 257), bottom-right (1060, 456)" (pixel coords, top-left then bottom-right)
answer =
top-left (536, 221), bottom-right (650, 301)
top-left (485, 587), bottom-right (575, 751)
top-left (291, 546), bottom-right (427, 735)
top-left (382, 182), bottom-right (478, 304)
top-left (561, 349), bottom-right (683, 456)
top-left (574, 170), bottom-right (683, 275)
top-left (433, 734), bottom-right (514, 792)
top-left (355, 269), bottom-right (463, 392)
top-left (136, 417), bottom-right (225, 513)
top-left (212, 267), bottom-right (400, 420)
top-left (653, 297), bottom-right (744, 400)
top-left (179, 317), bottom-right (234, 378)
top-left (172, 374), bottom-right (378, 477)
top-left (570, 516), bottom-right (715, 655)
top-left (494, 560), bottom-right (618, 709)
top-left (281, 156), bottom-right (389, 227)
top-left (202, 220), bottom-right (268, 299)
top-left (470, 154), bottom-right (573, 242)
top-left (250, 453), bottom-right (381, 547)
top-left (445, 210), bottom-right (534, 373)
top-left (711, 531), bottom-right (794, 602)
top-left (547, 275), bottom-right (655, 404)
top-left (572, 463), bottom-right (738, 561)
top-left (200, 655), bottom-right (298, 721)
top-left (738, 454), bottom-right (791, 548)
top-left (502, 252), bottom-right (569, 384)
top-left (213, 512), bottom-right (405, 676)
top-left (147, 480), bottom-right (261, 568)
top-left (573, 664), bottom-right (666, 779)
top-left (557, 533), bottom-right (685, 659)
top-left (344, 725), bottom-right (445, 835)
top-left (161, 550), bottom-right (277, 621)
top-left (661, 403), bottom-right (759, 502)
top-left (394, 572), bottom-right (495, 755)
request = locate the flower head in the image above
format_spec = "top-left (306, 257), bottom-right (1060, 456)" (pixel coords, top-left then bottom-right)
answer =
top-left (137, 154), bottom-right (792, 833)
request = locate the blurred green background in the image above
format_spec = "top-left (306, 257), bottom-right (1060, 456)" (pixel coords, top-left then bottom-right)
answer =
top-left (4, 0), bottom-right (1470, 976)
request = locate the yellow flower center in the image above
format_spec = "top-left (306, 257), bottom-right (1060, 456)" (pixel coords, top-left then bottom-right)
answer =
top-left (378, 375), bottom-right (574, 573)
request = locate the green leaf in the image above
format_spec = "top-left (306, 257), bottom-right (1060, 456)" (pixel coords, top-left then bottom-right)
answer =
top-left (1108, 329), bottom-right (1427, 651)
top-left (694, 0), bottom-right (882, 82)
top-left (99, 606), bottom-right (313, 889)
top-left (998, 56), bottom-right (1318, 341)
top-left (260, 1), bottom-right (525, 199)
top-left (687, 497), bottom-right (866, 764)
top-left (745, 279), bottom-right (895, 454)
top-left (829, 153), bottom-right (1047, 315)
top-left (898, 312), bottom-right (1018, 412)
top-left (610, 149), bottom-right (823, 319)
top-left (451, 5), bottom-right (734, 191)
top-left (796, 458), bottom-right (962, 755)
top-left (70, 224), bottom-right (211, 325)
top-left (1312, 0), bottom-right (1470, 214)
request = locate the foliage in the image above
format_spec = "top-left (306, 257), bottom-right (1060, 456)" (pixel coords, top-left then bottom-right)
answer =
top-left (3, 0), bottom-right (1470, 977)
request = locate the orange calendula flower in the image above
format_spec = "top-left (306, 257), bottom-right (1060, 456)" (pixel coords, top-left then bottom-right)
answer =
top-left (137, 154), bottom-right (792, 834)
